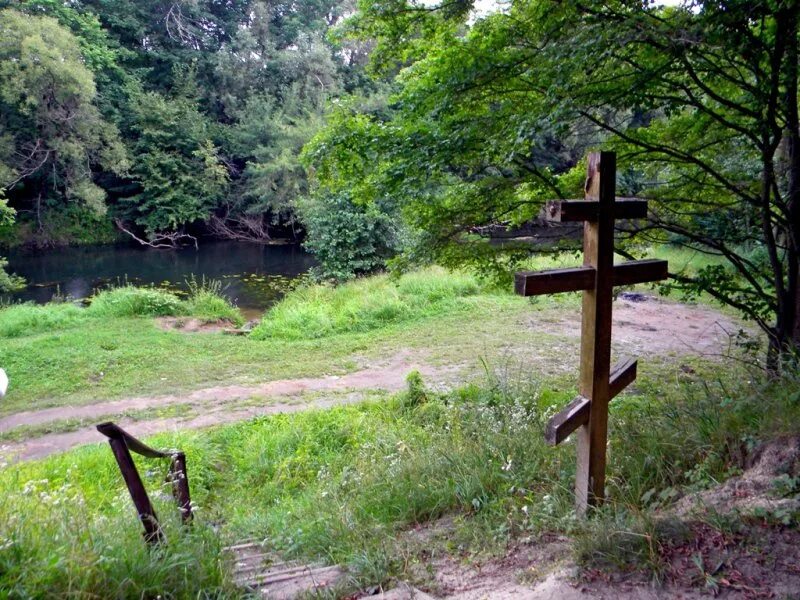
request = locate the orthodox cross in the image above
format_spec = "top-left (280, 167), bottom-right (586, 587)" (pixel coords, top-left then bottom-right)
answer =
top-left (514, 151), bottom-right (668, 515)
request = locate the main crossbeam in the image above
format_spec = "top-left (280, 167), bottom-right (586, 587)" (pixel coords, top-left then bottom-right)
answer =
top-left (514, 259), bottom-right (667, 296)
top-left (546, 198), bottom-right (648, 222)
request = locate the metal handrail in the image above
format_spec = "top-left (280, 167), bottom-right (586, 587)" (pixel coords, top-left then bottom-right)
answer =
top-left (97, 421), bottom-right (192, 543)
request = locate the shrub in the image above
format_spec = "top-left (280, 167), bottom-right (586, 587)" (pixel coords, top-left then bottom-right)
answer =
top-left (0, 256), bottom-right (23, 293)
top-left (298, 191), bottom-right (403, 281)
top-left (88, 286), bottom-right (182, 317)
top-left (0, 302), bottom-right (84, 338)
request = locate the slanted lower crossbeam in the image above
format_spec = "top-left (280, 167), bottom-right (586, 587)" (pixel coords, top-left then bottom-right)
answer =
top-left (545, 357), bottom-right (637, 445)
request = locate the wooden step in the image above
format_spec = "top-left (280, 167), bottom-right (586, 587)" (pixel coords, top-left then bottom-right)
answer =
top-left (224, 541), bottom-right (345, 599)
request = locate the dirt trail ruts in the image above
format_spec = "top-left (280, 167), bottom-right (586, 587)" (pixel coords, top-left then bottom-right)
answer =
top-left (0, 351), bottom-right (440, 432)
top-left (0, 352), bottom-right (455, 462)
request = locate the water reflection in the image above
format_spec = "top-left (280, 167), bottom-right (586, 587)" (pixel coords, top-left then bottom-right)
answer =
top-left (3, 241), bottom-right (315, 314)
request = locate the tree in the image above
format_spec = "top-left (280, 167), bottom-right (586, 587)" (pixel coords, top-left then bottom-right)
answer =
top-left (118, 71), bottom-right (228, 243)
top-left (306, 0), bottom-right (800, 366)
top-left (0, 8), bottom-right (126, 230)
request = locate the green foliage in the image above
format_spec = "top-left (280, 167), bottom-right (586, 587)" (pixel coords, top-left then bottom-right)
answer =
top-left (250, 267), bottom-right (481, 340)
top-left (87, 286), bottom-right (183, 318)
top-left (313, 0), bottom-right (800, 359)
top-left (122, 76), bottom-right (228, 235)
top-left (0, 0), bottom-right (367, 246)
top-left (0, 257), bottom-right (23, 293)
top-left (298, 190), bottom-right (403, 280)
top-left (0, 302), bottom-right (84, 338)
top-left (1, 202), bottom-right (120, 247)
top-left (0, 8), bottom-right (126, 211)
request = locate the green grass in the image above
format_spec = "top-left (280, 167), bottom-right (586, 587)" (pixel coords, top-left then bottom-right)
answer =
top-left (250, 267), bottom-right (483, 340)
top-left (183, 276), bottom-right (245, 326)
top-left (0, 251), bottom-right (744, 416)
top-left (0, 268), bottom-right (540, 415)
top-left (0, 302), bottom-right (86, 338)
top-left (86, 286), bottom-right (185, 318)
top-left (1, 363), bottom-right (796, 598)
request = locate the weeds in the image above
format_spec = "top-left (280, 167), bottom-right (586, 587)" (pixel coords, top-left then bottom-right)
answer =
top-left (184, 275), bottom-right (244, 326)
top-left (87, 286), bottom-right (183, 317)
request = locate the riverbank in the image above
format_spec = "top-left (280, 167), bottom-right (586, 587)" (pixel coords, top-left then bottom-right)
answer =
top-left (2, 239), bottom-right (315, 312)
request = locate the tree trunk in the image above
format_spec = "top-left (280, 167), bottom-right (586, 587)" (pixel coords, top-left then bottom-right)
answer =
top-left (781, 2), bottom-right (800, 369)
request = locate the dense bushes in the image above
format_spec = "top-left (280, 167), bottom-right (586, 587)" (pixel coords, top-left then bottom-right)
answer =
top-left (298, 191), bottom-right (403, 281)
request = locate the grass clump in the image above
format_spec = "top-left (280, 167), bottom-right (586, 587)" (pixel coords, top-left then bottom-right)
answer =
top-left (88, 286), bottom-right (183, 317)
top-left (183, 276), bottom-right (244, 326)
top-left (85, 280), bottom-right (243, 324)
top-left (0, 447), bottom-right (239, 598)
top-left (251, 267), bottom-right (482, 340)
top-left (0, 302), bottom-right (85, 338)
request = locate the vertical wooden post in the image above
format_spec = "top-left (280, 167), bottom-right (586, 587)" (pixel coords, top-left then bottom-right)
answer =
top-left (169, 452), bottom-right (193, 523)
top-left (107, 438), bottom-right (164, 543)
top-left (575, 151), bottom-right (616, 514)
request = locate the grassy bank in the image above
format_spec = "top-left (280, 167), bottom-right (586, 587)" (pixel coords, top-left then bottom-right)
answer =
top-left (0, 268), bottom-right (543, 414)
top-left (0, 250), bottom-right (746, 415)
top-left (1, 363), bottom-right (796, 598)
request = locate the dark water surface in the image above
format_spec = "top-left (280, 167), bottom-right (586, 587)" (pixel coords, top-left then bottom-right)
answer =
top-left (3, 241), bottom-right (315, 315)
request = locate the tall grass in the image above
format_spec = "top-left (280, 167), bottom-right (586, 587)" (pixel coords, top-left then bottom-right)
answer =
top-left (6, 361), bottom-right (791, 596)
top-left (251, 268), bottom-right (482, 340)
top-left (0, 281), bottom-right (243, 339)
top-left (0, 446), bottom-right (237, 598)
top-left (183, 276), bottom-right (244, 326)
top-left (0, 302), bottom-right (85, 338)
top-left (87, 286), bottom-right (184, 317)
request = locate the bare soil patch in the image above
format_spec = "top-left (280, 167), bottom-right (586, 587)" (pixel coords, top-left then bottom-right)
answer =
top-left (155, 317), bottom-right (235, 333)
top-left (526, 296), bottom-right (741, 357)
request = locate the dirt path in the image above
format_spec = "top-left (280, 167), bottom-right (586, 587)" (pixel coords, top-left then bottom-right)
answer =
top-left (0, 352), bottom-right (458, 462)
top-left (0, 296), bottom-right (742, 463)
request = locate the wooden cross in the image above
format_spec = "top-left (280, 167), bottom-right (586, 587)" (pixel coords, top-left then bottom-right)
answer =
top-left (514, 151), bottom-right (668, 515)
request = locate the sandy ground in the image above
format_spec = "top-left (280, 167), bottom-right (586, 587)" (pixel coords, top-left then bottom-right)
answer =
top-left (0, 296), bottom-right (740, 462)
top-left (371, 436), bottom-right (800, 599)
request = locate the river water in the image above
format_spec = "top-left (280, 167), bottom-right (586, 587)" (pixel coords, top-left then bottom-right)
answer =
top-left (3, 241), bottom-right (315, 315)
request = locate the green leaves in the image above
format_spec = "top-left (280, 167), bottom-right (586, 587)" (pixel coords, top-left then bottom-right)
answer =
top-left (0, 8), bottom-right (126, 211)
top-left (122, 81), bottom-right (226, 234)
